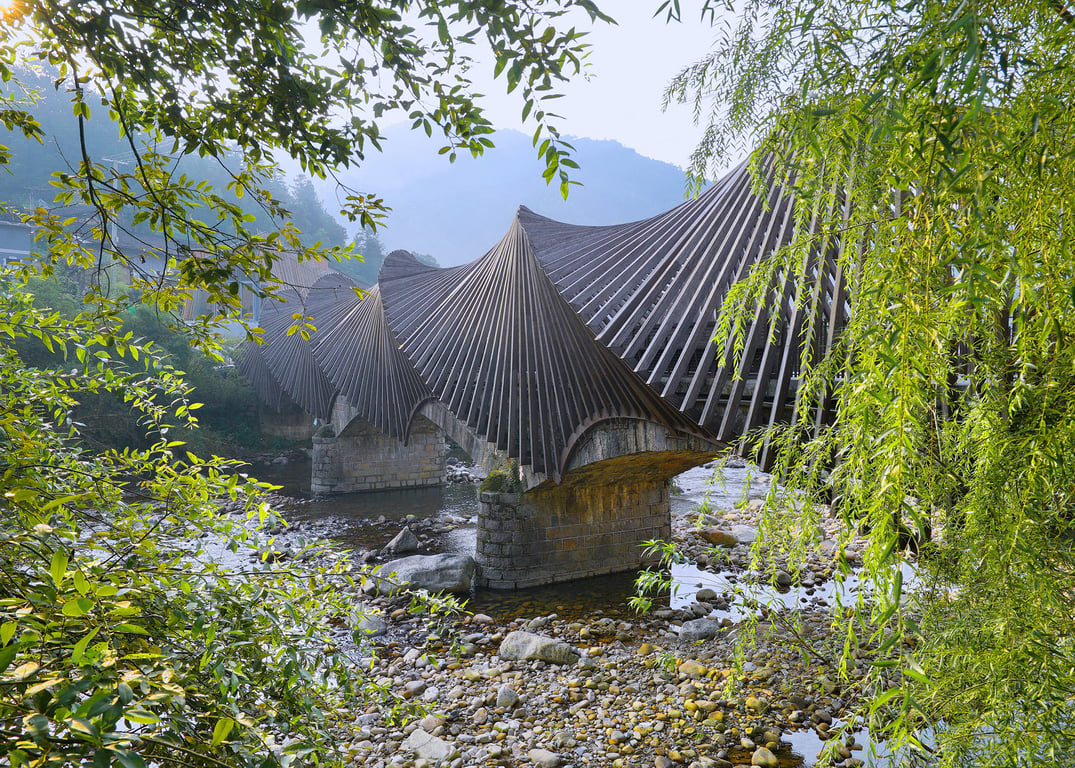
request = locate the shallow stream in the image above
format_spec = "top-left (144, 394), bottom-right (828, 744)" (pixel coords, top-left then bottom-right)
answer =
top-left (248, 457), bottom-right (895, 767)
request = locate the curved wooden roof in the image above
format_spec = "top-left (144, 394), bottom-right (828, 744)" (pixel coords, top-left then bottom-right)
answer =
top-left (235, 335), bottom-right (288, 413)
top-left (240, 157), bottom-right (846, 474)
top-left (311, 279), bottom-right (432, 441)
top-left (236, 271), bottom-right (356, 420)
top-left (377, 223), bottom-right (710, 480)
top-left (519, 157), bottom-right (847, 465)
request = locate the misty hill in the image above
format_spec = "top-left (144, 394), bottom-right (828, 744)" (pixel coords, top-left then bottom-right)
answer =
top-left (0, 70), bottom-right (346, 250)
top-left (1, 73), bottom-right (693, 271)
top-left (316, 126), bottom-right (693, 266)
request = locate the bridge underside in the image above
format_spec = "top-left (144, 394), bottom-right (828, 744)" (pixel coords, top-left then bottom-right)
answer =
top-left (311, 405), bottom-right (719, 588)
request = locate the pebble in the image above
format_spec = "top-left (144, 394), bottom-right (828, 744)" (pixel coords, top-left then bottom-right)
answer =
top-left (679, 659), bottom-right (708, 678)
top-left (287, 460), bottom-right (876, 768)
top-left (744, 696), bottom-right (768, 714)
top-left (529, 748), bottom-right (561, 767)
top-left (751, 746), bottom-right (779, 768)
top-left (496, 685), bottom-right (519, 708)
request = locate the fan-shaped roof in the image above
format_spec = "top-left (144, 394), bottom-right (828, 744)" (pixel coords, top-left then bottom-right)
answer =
top-left (238, 157), bottom-right (846, 474)
top-left (377, 219), bottom-right (711, 481)
top-left (311, 281), bottom-right (432, 441)
top-left (519, 157), bottom-right (847, 460)
top-left (237, 271), bottom-right (357, 420)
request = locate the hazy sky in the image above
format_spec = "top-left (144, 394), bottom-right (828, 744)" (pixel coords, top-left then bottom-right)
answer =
top-left (385, 4), bottom-right (736, 172)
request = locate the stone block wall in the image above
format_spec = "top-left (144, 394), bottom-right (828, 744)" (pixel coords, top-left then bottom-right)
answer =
top-left (311, 411), bottom-right (447, 495)
top-left (475, 480), bottom-right (671, 589)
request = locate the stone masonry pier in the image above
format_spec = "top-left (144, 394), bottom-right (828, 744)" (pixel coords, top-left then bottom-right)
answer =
top-left (311, 396), bottom-right (447, 495)
top-left (475, 420), bottom-right (718, 589)
top-left (475, 479), bottom-right (671, 590)
top-left (309, 408), bottom-right (719, 589)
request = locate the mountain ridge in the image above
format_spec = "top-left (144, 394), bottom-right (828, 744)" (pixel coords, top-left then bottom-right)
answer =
top-left (313, 126), bottom-right (694, 266)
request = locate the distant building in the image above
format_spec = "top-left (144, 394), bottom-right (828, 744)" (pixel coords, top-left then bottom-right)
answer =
top-left (0, 219), bottom-right (35, 270)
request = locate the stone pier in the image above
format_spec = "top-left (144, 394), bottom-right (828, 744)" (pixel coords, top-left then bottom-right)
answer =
top-left (475, 419), bottom-right (720, 589)
top-left (476, 479), bottom-right (671, 589)
top-left (310, 405), bottom-right (719, 585)
top-left (311, 397), bottom-right (448, 495)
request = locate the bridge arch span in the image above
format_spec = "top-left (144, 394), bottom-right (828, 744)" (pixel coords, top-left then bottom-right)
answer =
top-left (559, 417), bottom-right (724, 488)
top-left (238, 155), bottom-right (847, 588)
top-left (309, 394), bottom-right (447, 495)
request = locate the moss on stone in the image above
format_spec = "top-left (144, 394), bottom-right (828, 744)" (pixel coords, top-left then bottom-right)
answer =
top-left (480, 459), bottom-right (523, 493)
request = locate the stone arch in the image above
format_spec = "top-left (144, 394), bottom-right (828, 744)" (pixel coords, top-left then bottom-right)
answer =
top-left (310, 394), bottom-right (447, 495)
top-left (411, 399), bottom-right (527, 484)
top-left (557, 417), bottom-right (723, 488)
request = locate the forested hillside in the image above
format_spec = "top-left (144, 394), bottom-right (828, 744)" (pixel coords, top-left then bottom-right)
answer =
top-left (5, 73), bottom-right (690, 272)
top-left (1, 70), bottom-right (346, 248)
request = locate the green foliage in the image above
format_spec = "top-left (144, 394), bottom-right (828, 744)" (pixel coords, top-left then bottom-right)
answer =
top-left (0, 70), bottom-right (347, 250)
top-left (479, 459), bottom-right (525, 493)
top-left (628, 538), bottom-right (687, 615)
top-left (0, 2), bottom-right (612, 767)
top-left (0, 0), bottom-right (607, 352)
top-left (13, 275), bottom-right (263, 453)
top-left (667, 1), bottom-right (1075, 764)
top-left (0, 295), bottom-right (391, 767)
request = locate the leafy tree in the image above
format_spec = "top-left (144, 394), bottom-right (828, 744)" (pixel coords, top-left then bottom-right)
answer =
top-left (0, 1), bottom-right (611, 766)
top-left (334, 228), bottom-right (387, 286)
top-left (663, 1), bottom-right (1075, 765)
top-left (411, 251), bottom-right (440, 268)
top-left (16, 281), bottom-right (266, 453)
top-left (1, 0), bottom-right (607, 340)
top-left (286, 176), bottom-right (347, 248)
top-left (0, 70), bottom-right (346, 250)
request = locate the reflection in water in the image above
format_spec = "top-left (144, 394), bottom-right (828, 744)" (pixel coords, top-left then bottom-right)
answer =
top-left (466, 570), bottom-right (648, 622)
top-left (250, 459), bottom-right (480, 553)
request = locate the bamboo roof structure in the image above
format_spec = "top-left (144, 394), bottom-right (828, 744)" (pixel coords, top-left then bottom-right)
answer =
top-left (236, 271), bottom-right (356, 421)
top-left (518, 157), bottom-right (848, 467)
top-left (311, 273), bottom-right (432, 441)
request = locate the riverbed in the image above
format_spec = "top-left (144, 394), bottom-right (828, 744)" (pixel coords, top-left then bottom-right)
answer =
top-left (242, 456), bottom-right (898, 768)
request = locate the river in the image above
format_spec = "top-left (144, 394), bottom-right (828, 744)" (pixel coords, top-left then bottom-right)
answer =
top-left (245, 456), bottom-right (900, 767)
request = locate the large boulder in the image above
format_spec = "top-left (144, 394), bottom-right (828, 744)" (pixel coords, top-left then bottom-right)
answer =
top-left (529, 749), bottom-right (561, 768)
top-left (751, 746), bottom-right (779, 768)
top-left (695, 527), bottom-right (739, 548)
top-left (678, 618), bottom-right (721, 642)
top-left (498, 630), bottom-right (579, 665)
top-left (378, 553), bottom-right (476, 595)
top-left (356, 613), bottom-right (387, 638)
top-left (730, 524), bottom-right (758, 544)
top-left (383, 525), bottom-right (421, 555)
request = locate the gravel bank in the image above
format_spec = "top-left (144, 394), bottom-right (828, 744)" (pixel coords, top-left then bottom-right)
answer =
top-left (321, 461), bottom-right (884, 768)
